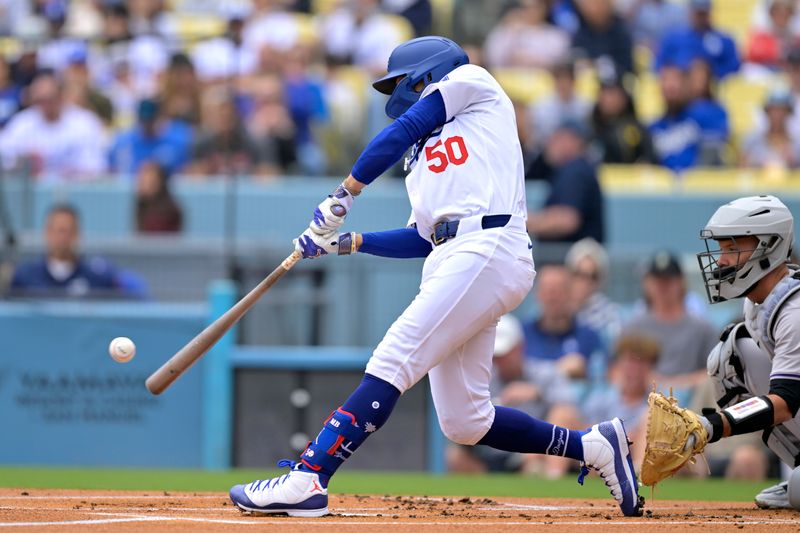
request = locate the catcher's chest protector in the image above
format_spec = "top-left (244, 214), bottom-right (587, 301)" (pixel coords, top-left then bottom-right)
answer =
top-left (744, 270), bottom-right (800, 356)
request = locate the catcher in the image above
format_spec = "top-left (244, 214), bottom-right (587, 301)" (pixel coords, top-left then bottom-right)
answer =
top-left (643, 195), bottom-right (800, 510)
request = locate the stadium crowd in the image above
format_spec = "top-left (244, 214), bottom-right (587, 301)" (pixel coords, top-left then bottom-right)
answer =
top-left (0, 0), bottom-right (793, 481)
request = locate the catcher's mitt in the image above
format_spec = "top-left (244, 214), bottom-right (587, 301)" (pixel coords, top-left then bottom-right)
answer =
top-left (641, 391), bottom-right (709, 486)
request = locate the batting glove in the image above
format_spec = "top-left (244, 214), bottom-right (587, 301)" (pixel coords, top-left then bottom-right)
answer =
top-left (294, 228), bottom-right (340, 259)
top-left (311, 183), bottom-right (355, 235)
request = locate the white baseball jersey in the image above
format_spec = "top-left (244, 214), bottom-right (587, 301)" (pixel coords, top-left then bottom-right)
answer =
top-left (404, 64), bottom-right (528, 243)
top-left (366, 64), bottom-right (536, 445)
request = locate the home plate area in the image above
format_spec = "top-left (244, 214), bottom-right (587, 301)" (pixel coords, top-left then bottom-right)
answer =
top-left (0, 490), bottom-right (797, 532)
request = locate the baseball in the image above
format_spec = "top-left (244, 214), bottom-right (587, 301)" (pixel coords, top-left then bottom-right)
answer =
top-left (109, 337), bottom-right (136, 363)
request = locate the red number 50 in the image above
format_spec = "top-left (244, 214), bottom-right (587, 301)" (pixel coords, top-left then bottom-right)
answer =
top-left (425, 136), bottom-right (469, 173)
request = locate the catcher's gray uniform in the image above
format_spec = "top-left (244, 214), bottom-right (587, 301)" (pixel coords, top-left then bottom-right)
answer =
top-left (709, 270), bottom-right (800, 467)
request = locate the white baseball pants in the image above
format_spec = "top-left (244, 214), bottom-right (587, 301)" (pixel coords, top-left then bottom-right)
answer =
top-left (366, 220), bottom-right (535, 445)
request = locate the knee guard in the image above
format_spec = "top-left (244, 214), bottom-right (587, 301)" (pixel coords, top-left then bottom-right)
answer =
top-left (301, 407), bottom-right (369, 473)
top-left (762, 417), bottom-right (800, 468)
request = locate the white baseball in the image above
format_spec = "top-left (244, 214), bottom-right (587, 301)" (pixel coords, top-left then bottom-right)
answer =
top-left (109, 337), bottom-right (136, 363)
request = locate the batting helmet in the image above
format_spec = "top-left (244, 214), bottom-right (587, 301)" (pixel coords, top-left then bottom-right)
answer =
top-left (697, 195), bottom-right (795, 303)
top-left (373, 36), bottom-right (469, 119)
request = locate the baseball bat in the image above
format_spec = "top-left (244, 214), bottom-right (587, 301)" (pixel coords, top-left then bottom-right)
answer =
top-left (145, 250), bottom-right (303, 395)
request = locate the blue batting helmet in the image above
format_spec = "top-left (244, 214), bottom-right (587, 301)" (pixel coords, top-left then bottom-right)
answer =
top-left (373, 36), bottom-right (469, 119)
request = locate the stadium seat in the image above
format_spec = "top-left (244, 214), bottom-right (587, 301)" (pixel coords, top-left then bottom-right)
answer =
top-left (492, 68), bottom-right (553, 104)
top-left (681, 167), bottom-right (800, 193)
top-left (599, 164), bottom-right (675, 193)
top-left (718, 76), bottom-right (777, 141)
top-left (712, 0), bottom-right (759, 45)
top-left (431, 0), bottom-right (454, 36)
top-left (172, 12), bottom-right (226, 43)
top-left (381, 14), bottom-right (415, 42)
top-left (633, 72), bottom-right (663, 123)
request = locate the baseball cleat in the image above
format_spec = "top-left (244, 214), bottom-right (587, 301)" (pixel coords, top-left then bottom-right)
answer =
top-left (755, 481), bottom-right (791, 509)
top-left (229, 460), bottom-right (329, 517)
top-left (579, 417), bottom-right (644, 517)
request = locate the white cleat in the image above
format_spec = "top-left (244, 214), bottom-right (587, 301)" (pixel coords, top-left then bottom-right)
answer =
top-left (229, 460), bottom-right (329, 517)
top-left (579, 417), bottom-right (644, 517)
top-left (755, 481), bottom-right (791, 509)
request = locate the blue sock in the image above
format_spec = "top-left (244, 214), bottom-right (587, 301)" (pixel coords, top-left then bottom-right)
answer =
top-left (477, 406), bottom-right (585, 461)
top-left (297, 373), bottom-right (400, 486)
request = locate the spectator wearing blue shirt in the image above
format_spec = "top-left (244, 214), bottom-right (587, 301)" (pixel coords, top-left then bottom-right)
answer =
top-left (522, 265), bottom-right (606, 382)
top-left (109, 99), bottom-right (193, 177)
top-left (11, 204), bottom-right (146, 299)
top-left (527, 120), bottom-right (605, 245)
top-left (650, 64), bottom-right (729, 172)
top-left (655, 0), bottom-right (740, 80)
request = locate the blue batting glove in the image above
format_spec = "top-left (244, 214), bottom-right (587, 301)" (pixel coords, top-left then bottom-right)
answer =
top-left (293, 228), bottom-right (340, 259)
top-left (310, 183), bottom-right (355, 235)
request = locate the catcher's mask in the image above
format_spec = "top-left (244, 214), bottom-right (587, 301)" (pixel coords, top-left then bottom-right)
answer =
top-left (697, 195), bottom-right (794, 304)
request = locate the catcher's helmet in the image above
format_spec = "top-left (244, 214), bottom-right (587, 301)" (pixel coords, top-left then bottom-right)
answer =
top-left (697, 195), bottom-right (795, 303)
top-left (373, 36), bottom-right (469, 119)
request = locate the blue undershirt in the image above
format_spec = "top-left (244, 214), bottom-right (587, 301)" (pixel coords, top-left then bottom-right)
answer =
top-left (352, 89), bottom-right (447, 259)
top-left (351, 90), bottom-right (446, 184)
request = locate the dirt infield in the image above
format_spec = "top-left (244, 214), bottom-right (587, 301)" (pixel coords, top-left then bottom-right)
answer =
top-left (0, 489), bottom-right (798, 532)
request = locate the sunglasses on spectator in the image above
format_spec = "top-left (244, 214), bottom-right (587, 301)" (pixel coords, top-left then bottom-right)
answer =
top-left (572, 269), bottom-right (599, 281)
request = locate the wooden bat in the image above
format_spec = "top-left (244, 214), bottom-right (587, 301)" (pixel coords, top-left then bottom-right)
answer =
top-left (145, 250), bottom-right (303, 395)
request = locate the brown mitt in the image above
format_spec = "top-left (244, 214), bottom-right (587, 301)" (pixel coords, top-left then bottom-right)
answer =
top-left (641, 391), bottom-right (709, 486)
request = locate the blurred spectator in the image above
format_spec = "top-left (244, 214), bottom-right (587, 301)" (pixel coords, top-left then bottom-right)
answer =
top-left (483, 0), bottom-right (570, 69)
top-left (565, 238), bottom-right (623, 343)
top-left (0, 55), bottom-right (21, 128)
top-left (687, 58), bottom-right (730, 163)
top-left (136, 161), bottom-right (182, 234)
top-left (246, 75), bottom-right (297, 173)
top-left (590, 71), bottom-right (655, 164)
top-left (11, 204), bottom-right (144, 298)
top-left (581, 333), bottom-right (661, 469)
top-left (649, 64), bottom-right (728, 172)
top-left (623, 0), bottom-right (688, 51)
top-left (109, 99), bottom-right (193, 177)
top-left (191, 7), bottom-right (257, 83)
top-left (160, 53), bottom-right (201, 125)
top-left (527, 60), bottom-right (592, 146)
top-left (447, 313), bottom-right (576, 473)
top-left (0, 72), bottom-right (107, 181)
top-left (382, 0), bottom-right (432, 36)
top-left (128, 0), bottom-right (169, 37)
top-left (102, 56), bottom-right (137, 129)
top-left (10, 48), bottom-right (39, 89)
top-left (36, 0), bottom-right (87, 75)
top-left (186, 88), bottom-right (278, 177)
top-left (527, 120), bottom-right (605, 244)
top-left (452, 0), bottom-right (516, 45)
top-left (62, 51), bottom-right (114, 126)
top-left (244, 0), bottom-right (303, 57)
top-left (0, 0), bottom-right (30, 37)
top-left (321, 0), bottom-right (404, 72)
top-left (741, 88), bottom-right (800, 169)
top-left (655, 0), bottom-right (740, 80)
top-left (522, 265), bottom-right (606, 381)
top-left (572, 0), bottom-right (634, 74)
top-left (281, 45), bottom-right (329, 175)
top-left (621, 250), bottom-right (719, 392)
top-left (746, 0), bottom-right (797, 70)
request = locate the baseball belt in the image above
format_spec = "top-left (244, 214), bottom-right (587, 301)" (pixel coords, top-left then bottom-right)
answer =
top-left (431, 214), bottom-right (512, 246)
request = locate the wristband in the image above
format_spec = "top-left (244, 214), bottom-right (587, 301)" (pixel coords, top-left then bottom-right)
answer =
top-left (338, 232), bottom-right (357, 255)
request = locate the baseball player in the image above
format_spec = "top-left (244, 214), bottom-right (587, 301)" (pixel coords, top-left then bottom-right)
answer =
top-left (229, 36), bottom-right (642, 517)
top-left (694, 195), bottom-right (800, 509)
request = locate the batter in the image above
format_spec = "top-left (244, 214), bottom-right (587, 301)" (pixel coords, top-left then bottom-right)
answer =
top-left (229, 36), bottom-right (642, 518)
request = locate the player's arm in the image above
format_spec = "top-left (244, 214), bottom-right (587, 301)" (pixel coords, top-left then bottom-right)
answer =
top-left (297, 91), bottom-right (446, 258)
